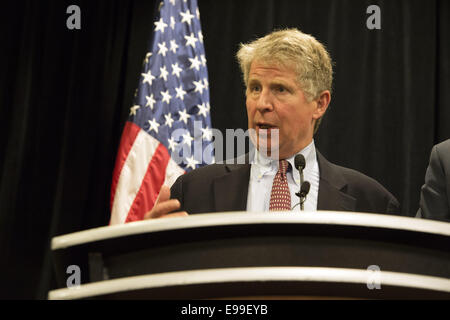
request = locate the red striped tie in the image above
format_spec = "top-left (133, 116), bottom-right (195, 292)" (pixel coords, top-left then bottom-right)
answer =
top-left (269, 160), bottom-right (291, 211)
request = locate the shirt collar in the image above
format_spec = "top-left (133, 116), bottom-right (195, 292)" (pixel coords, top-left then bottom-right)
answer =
top-left (252, 140), bottom-right (317, 183)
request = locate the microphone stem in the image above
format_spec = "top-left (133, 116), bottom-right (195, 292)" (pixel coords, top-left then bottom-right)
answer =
top-left (300, 168), bottom-right (304, 211)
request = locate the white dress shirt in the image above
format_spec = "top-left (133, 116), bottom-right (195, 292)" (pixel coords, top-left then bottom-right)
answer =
top-left (246, 140), bottom-right (320, 212)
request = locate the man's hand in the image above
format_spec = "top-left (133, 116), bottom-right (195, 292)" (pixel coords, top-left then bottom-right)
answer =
top-left (144, 185), bottom-right (188, 219)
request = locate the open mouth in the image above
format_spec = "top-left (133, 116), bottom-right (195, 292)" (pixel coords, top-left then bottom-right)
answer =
top-left (252, 122), bottom-right (280, 153)
top-left (256, 123), bottom-right (277, 130)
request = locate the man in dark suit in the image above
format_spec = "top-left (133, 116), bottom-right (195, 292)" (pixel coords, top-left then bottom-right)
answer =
top-left (144, 28), bottom-right (399, 219)
top-left (417, 139), bottom-right (450, 222)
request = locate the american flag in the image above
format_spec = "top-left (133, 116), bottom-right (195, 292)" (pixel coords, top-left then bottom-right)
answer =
top-left (110, 0), bottom-right (213, 225)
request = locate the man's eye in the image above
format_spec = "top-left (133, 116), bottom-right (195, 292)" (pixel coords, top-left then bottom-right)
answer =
top-left (250, 85), bottom-right (261, 92)
top-left (276, 86), bottom-right (286, 93)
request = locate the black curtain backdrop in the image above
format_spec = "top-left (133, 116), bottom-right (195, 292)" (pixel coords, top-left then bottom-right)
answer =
top-left (0, 0), bottom-right (448, 299)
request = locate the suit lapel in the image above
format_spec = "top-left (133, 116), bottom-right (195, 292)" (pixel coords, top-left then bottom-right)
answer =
top-left (316, 151), bottom-right (356, 211)
top-left (213, 164), bottom-right (251, 212)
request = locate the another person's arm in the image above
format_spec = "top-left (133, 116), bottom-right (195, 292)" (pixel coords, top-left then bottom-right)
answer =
top-left (417, 145), bottom-right (450, 221)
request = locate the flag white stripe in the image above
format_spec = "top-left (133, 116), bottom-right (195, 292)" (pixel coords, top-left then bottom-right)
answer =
top-left (111, 130), bottom-right (160, 225)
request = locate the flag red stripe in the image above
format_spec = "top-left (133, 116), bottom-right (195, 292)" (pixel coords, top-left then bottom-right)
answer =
top-left (125, 142), bottom-right (171, 222)
top-left (110, 121), bottom-right (141, 211)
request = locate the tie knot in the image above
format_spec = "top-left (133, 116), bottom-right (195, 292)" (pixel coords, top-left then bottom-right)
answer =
top-left (278, 160), bottom-right (289, 175)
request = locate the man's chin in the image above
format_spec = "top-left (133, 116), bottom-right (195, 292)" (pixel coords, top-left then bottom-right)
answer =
top-left (249, 129), bottom-right (281, 159)
top-left (255, 142), bottom-right (281, 159)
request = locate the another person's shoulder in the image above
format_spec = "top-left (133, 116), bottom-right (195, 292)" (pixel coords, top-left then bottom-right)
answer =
top-left (433, 139), bottom-right (450, 159)
top-left (435, 138), bottom-right (450, 150)
top-left (417, 139), bottom-right (450, 221)
top-left (427, 139), bottom-right (450, 175)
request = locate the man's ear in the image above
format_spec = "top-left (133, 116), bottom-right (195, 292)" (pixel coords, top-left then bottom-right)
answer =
top-left (312, 90), bottom-right (331, 120)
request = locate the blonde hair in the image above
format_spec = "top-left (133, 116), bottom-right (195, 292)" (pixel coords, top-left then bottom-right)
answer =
top-left (236, 28), bottom-right (333, 133)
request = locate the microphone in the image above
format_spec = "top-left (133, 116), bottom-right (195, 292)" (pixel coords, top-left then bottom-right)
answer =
top-left (293, 154), bottom-right (310, 211)
top-left (294, 154), bottom-right (306, 172)
top-left (297, 181), bottom-right (310, 200)
top-left (294, 154), bottom-right (306, 187)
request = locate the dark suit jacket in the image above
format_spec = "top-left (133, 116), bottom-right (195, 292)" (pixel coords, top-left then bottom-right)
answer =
top-left (417, 139), bottom-right (450, 222)
top-left (171, 151), bottom-right (400, 215)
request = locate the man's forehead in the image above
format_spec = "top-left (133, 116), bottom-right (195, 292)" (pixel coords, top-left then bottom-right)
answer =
top-left (248, 60), bottom-right (298, 81)
top-left (250, 59), bottom-right (291, 71)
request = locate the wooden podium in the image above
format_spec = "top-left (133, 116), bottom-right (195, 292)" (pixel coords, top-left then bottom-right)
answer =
top-left (48, 211), bottom-right (450, 299)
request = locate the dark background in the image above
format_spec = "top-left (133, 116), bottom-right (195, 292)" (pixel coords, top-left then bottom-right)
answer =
top-left (0, 0), bottom-right (448, 299)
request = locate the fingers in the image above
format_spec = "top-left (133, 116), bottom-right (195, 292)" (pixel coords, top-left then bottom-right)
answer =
top-left (144, 185), bottom-right (189, 220)
top-left (144, 199), bottom-right (181, 219)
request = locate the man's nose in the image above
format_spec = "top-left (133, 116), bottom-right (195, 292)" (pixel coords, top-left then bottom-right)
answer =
top-left (256, 89), bottom-right (274, 112)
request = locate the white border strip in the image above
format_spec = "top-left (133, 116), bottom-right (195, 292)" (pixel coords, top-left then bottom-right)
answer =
top-left (48, 267), bottom-right (450, 300)
top-left (52, 211), bottom-right (450, 250)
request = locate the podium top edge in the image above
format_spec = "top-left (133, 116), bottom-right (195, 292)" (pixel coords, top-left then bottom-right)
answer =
top-left (51, 211), bottom-right (450, 250)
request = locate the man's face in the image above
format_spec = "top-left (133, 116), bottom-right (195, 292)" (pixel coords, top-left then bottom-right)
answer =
top-left (246, 60), bottom-right (325, 159)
